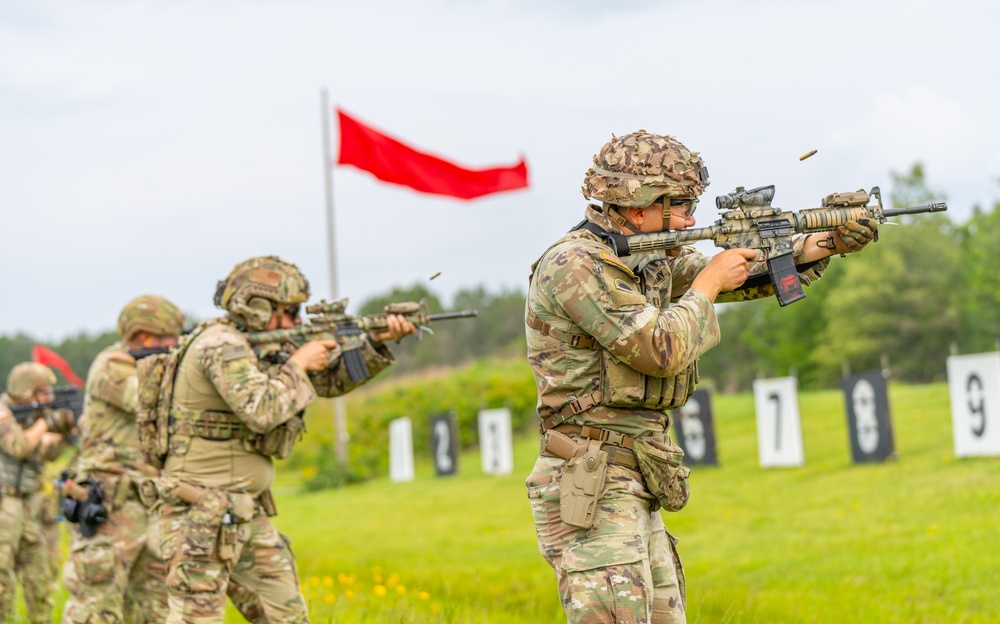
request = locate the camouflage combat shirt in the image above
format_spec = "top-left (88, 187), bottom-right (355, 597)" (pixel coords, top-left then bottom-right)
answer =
top-left (164, 319), bottom-right (395, 496)
top-left (526, 204), bottom-right (829, 438)
top-left (77, 342), bottom-right (143, 476)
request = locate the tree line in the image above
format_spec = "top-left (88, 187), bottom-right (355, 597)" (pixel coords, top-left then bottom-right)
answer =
top-left (2, 164), bottom-right (997, 396)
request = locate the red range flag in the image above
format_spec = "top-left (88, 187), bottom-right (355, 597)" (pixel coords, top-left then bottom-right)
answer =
top-left (336, 108), bottom-right (528, 200)
top-left (32, 344), bottom-right (85, 388)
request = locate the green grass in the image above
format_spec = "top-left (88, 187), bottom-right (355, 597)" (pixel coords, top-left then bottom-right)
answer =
top-left (264, 382), bottom-right (998, 623)
top-left (46, 382), bottom-right (998, 622)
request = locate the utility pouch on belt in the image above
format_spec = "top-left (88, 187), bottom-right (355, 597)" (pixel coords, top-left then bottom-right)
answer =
top-left (217, 491), bottom-right (255, 564)
top-left (559, 439), bottom-right (607, 529)
top-left (632, 435), bottom-right (690, 512)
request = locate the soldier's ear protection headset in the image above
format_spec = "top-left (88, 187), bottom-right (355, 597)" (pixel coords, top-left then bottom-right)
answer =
top-left (214, 280), bottom-right (274, 332)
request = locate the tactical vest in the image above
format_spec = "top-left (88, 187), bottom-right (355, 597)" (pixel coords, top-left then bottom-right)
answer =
top-left (168, 320), bottom-right (303, 460)
top-left (528, 227), bottom-right (698, 431)
top-left (0, 450), bottom-right (42, 496)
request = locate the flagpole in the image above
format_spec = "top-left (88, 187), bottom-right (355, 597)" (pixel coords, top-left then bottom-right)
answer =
top-left (321, 87), bottom-right (349, 466)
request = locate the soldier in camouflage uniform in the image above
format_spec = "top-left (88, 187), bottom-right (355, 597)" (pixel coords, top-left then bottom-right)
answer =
top-left (0, 363), bottom-right (74, 623)
top-left (61, 294), bottom-right (185, 624)
top-left (524, 131), bottom-right (877, 624)
top-left (157, 255), bottom-right (416, 624)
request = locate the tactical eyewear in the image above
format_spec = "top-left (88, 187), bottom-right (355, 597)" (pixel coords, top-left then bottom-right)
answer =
top-left (283, 305), bottom-right (301, 320)
top-left (659, 198), bottom-right (699, 219)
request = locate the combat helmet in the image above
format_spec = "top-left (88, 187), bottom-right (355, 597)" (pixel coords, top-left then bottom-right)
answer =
top-left (117, 294), bottom-right (185, 340)
top-left (582, 130), bottom-right (710, 208)
top-left (214, 256), bottom-right (310, 331)
top-left (6, 362), bottom-right (57, 403)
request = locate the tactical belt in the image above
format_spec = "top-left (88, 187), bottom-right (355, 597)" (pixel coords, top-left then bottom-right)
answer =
top-left (551, 424), bottom-right (640, 471)
top-left (169, 409), bottom-right (252, 442)
top-left (526, 312), bottom-right (601, 350)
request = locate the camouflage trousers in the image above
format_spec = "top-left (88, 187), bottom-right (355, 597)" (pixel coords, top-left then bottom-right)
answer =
top-left (41, 484), bottom-right (63, 580)
top-left (526, 456), bottom-right (686, 624)
top-left (160, 493), bottom-right (307, 624)
top-left (0, 491), bottom-right (55, 623)
top-left (61, 498), bottom-right (169, 624)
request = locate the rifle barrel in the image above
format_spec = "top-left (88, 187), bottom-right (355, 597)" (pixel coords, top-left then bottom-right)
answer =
top-left (883, 202), bottom-right (948, 217)
top-left (428, 310), bottom-right (478, 321)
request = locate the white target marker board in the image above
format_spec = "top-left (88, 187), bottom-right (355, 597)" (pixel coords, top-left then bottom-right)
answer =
top-left (389, 417), bottom-right (414, 482)
top-left (947, 352), bottom-right (1000, 457)
top-left (753, 377), bottom-right (805, 468)
top-left (478, 408), bottom-right (514, 475)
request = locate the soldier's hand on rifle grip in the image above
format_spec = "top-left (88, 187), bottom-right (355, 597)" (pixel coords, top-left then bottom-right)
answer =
top-left (288, 339), bottom-right (340, 372)
top-left (834, 219), bottom-right (878, 253)
top-left (692, 248), bottom-right (759, 301)
top-left (370, 314), bottom-right (418, 343)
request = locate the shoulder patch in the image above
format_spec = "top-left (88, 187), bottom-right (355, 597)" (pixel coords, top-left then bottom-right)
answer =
top-left (222, 345), bottom-right (248, 362)
top-left (600, 251), bottom-right (635, 277)
top-left (615, 279), bottom-right (637, 294)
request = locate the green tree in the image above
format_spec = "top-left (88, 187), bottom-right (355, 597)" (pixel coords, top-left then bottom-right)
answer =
top-left (810, 163), bottom-right (960, 382)
top-left (956, 192), bottom-right (1000, 353)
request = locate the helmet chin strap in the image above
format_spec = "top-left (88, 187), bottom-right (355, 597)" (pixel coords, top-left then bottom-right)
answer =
top-left (609, 204), bottom-right (675, 234)
top-left (607, 206), bottom-right (644, 234)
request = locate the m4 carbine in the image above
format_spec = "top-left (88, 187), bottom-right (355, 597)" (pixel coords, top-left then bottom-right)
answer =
top-left (9, 385), bottom-right (84, 432)
top-left (599, 185), bottom-right (947, 306)
top-left (246, 298), bottom-right (477, 382)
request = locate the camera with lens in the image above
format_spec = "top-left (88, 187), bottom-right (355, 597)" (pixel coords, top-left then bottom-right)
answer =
top-left (61, 477), bottom-right (108, 538)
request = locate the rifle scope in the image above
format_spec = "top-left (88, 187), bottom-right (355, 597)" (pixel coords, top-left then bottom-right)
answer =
top-left (716, 185), bottom-right (776, 210)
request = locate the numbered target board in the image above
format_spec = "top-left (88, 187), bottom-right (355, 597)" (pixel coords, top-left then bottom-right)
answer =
top-left (947, 352), bottom-right (1000, 457)
top-left (753, 377), bottom-right (804, 468)
top-left (389, 417), bottom-right (414, 482)
top-left (430, 413), bottom-right (459, 476)
top-left (841, 371), bottom-right (895, 463)
top-left (672, 389), bottom-right (718, 466)
top-left (478, 408), bottom-right (514, 475)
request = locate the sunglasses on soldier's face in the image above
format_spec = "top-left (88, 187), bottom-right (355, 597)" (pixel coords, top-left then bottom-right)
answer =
top-left (283, 305), bottom-right (301, 320)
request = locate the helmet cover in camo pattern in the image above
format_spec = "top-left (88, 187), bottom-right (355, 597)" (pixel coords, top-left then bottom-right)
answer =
top-left (581, 130), bottom-right (710, 208)
top-left (6, 362), bottom-right (57, 402)
top-left (214, 255), bottom-right (311, 331)
top-left (117, 294), bottom-right (185, 340)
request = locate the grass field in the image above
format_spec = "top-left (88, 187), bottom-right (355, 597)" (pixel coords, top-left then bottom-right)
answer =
top-left (44, 381), bottom-right (997, 622)
top-left (245, 381), bottom-right (999, 623)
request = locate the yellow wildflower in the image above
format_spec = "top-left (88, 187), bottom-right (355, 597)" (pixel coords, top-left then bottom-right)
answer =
top-left (373, 585), bottom-right (387, 597)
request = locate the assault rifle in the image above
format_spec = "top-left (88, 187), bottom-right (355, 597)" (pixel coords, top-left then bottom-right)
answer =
top-left (597, 185), bottom-right (947, 306)
top-left (9, 385), bottom-right (84, 429)
top-left (246, 299), bottom-right (478, 382)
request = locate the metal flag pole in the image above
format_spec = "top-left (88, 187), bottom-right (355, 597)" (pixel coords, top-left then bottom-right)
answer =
top-left (321, 87), bottom-right (349, 465)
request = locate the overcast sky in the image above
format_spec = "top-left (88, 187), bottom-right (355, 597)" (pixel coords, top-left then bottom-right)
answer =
top-left (2, 0), bottom-right (997, 340)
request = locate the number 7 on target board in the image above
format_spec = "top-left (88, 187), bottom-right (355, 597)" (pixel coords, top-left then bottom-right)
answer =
top-left (753, 377), bottom-right (805, 468)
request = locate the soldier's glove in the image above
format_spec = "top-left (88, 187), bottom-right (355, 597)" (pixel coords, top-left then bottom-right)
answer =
top-left (836, 218), bottom-right (878, 252)
top-left (43, 408), bottom-right (76, 435)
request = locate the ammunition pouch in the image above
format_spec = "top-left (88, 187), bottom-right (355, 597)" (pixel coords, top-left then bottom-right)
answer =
top-left (632, 434), bottom-right (690, 512)
top-left (246, 415), bottom-right (305, 459)
top-left (0, 452), bottom-right (42, 497)
top-left (601, 352), bottom-right (699, 411)
top-left (167, 407), bottom-right (252, 456)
